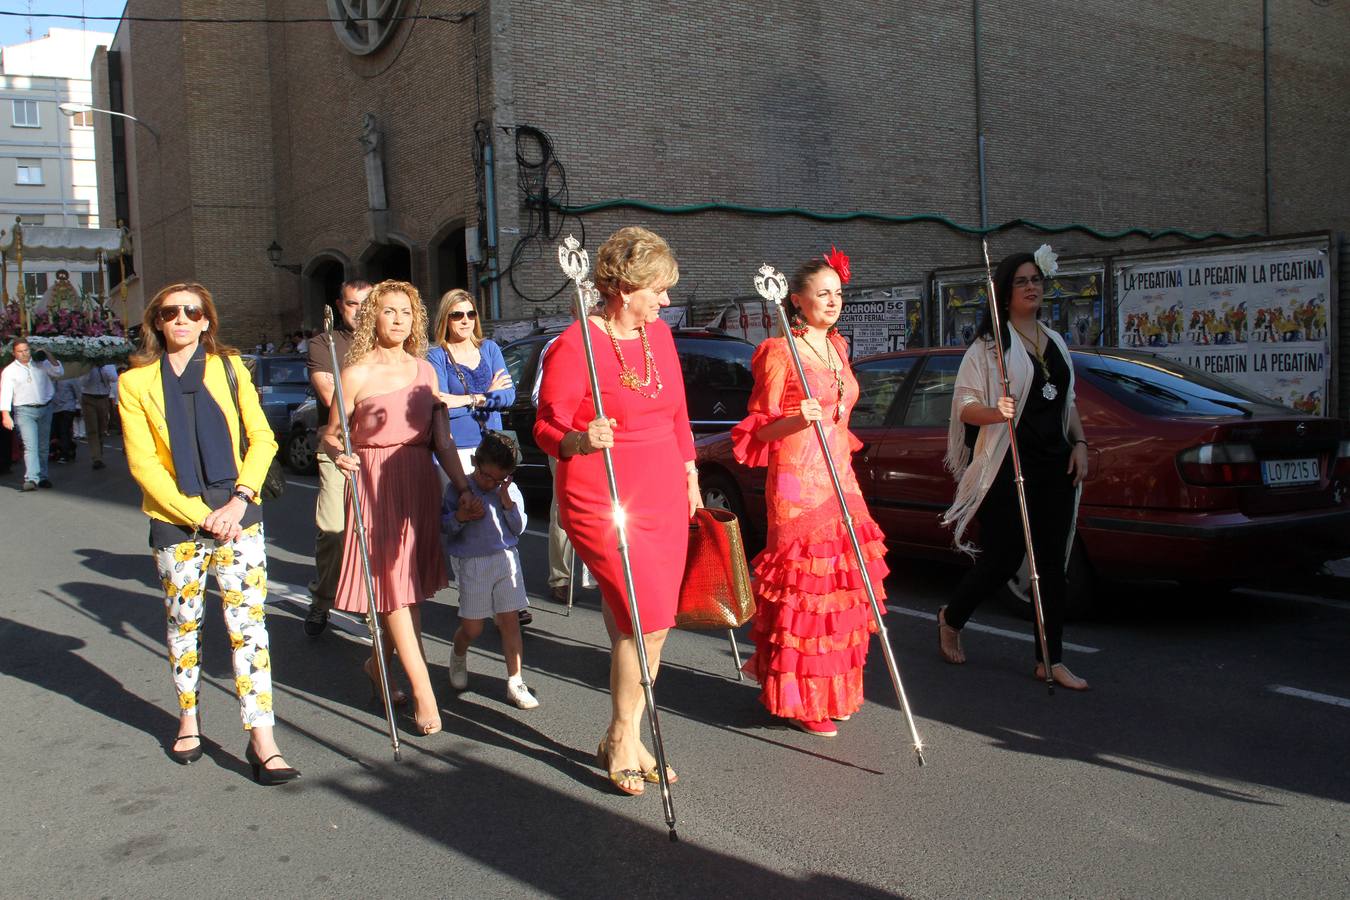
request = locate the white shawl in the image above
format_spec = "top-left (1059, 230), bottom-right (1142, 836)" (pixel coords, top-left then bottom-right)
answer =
top-left (941, 325), bottom-right (1077, 555)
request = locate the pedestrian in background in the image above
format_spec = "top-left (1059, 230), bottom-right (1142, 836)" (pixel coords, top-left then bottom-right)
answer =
top-left (304, 279), bottom-right (371, 636)
top-left (80, 360), bottom-right (118, 470)
top-left (50, 375), bottom-right (80, 463)
top-left (442, 430), bottom-right (539, 709)
top-left (1, 338), bottom-right (64, 490)
top-left (118, 282), bottom-right (299, 783)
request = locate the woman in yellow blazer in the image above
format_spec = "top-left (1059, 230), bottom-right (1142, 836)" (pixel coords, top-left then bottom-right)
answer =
top-left (118, 282), bottom-right (298, 785)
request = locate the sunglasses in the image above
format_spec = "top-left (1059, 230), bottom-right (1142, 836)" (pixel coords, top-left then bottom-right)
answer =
top-left (156, 304), bottom-right (205, 323)
top-left (448, 310), bottom-right (478, 322)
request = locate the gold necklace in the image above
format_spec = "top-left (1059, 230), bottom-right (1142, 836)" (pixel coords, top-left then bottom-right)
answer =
top-left (602, 317), bottom-right (663, 399)
top-left (797, 333), bottom-right (845, 423)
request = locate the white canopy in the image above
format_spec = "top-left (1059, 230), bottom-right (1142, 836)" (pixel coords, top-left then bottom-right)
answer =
top-left (0, 225), bottom-right (129, 262)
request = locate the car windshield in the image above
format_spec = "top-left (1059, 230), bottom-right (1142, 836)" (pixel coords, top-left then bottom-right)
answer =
top-left (268, 359), bottom-right (310, 386)
top-left (677, 339), bottom-right (755, 392)
top-left (1079, 351), bottom-right (1290, 417)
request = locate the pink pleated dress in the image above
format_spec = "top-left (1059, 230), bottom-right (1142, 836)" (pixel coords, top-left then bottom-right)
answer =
top-left (334, 360), bottom-right (448, 615)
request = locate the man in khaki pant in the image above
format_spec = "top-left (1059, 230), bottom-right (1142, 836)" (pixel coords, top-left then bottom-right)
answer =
top-left (80, 362), bottom-right (118, 470)
top-left (304, 280), bottom-right (370, 636)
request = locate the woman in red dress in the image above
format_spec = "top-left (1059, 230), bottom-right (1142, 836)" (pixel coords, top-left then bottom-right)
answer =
top-left (535, 226), bottom-right (700, 795)
top-left (731, 251), bottom-right (889, 737)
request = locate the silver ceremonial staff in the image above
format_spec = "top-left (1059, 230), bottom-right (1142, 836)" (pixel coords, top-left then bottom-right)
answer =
top-left (755, 264), bottom-right (926, 765)
top-left (557, 236), bottom-right (679, 841)
top-left (323, 306), bottom-right (404, 758)
top-left (978, 240), bottom-right (1055, 693)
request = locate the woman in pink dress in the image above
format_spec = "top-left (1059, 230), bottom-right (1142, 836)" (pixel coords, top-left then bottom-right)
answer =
top-left (535, 226), bottom-right (700, 795)
top-left (731, 251), bottom-right (889, 737)
top-left (321, 280), bottom-right (469, 736)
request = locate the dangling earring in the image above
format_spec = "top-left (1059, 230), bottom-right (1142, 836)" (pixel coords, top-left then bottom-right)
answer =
top-left (789, 308), bottom-right (807, 337)
top-left (622, 296), bottom-right (631, 311)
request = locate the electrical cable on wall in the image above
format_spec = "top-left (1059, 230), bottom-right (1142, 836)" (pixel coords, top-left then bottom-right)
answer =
top-left (474, 124), bottom-right (586, 304)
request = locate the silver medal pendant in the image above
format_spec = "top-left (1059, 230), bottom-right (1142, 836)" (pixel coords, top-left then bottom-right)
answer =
top-left (1042, 383), bottom-right (1058, 401)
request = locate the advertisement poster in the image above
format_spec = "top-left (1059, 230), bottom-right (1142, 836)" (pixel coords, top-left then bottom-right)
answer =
top-left (1115, 243), bottom-right (1332, 413)
top-left (834, 284), bottom-right (924, 359)
top-left (938, 267), bottom-right (1104, 347)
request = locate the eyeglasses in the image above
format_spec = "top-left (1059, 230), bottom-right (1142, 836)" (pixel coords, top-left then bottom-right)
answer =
top-left (156, 304), bottom-right (205, 323)
top-left (448, 310), bottom-right (478, 322)
top-left (1012, 275), bottom-right (1045, 289)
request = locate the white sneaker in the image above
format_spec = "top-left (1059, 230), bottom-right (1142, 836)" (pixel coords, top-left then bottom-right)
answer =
top-left (506, 679), bottom-right (539, 710)
top-left (449, 652), bottom-right (469, 690)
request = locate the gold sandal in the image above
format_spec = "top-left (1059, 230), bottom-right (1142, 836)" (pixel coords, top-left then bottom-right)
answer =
top-left (597, 741), bottom-right (645, 795)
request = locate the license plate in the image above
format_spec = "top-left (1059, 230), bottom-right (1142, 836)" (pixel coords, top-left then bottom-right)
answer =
top-left (1261, 458), bottom-right (1319, 486)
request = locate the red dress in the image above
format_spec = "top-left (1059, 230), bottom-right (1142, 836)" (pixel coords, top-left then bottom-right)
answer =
top-left (334, 360), bottom-right (448, 614)
top-left (731, 335), bottom-right (888, 721)
top-left (535, 319), bottom-right (695, 635)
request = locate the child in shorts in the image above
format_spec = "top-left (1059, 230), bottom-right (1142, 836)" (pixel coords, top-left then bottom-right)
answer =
top-left (442, 430), bottom-right (539, 709)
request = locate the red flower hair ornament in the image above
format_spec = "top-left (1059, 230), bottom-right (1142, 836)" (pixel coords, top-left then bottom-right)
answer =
top-left (823, 246), bottom-right (851, 285)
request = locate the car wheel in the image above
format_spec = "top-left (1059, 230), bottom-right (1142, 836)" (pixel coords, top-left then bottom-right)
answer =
top-left (998, 540), bottom-right (1098, 622)
top-left (286, 429), bottom-right (318, 476)
top-left (699, 468), bottom-right (759, 544)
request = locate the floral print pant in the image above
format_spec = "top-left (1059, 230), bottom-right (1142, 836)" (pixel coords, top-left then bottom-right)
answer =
top-left (153, 523), bottom-right (275, 730)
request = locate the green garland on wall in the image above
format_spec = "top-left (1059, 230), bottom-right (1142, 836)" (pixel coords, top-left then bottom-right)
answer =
top-left (553, 198), bottom-right (1261, 243)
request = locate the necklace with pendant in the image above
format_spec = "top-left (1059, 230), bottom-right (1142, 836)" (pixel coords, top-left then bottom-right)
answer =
top-left (602, 317), bottom-right (663, 399)
top-left (1013, 322), bottom-right (1058, 401)
top-left (799, 333), bottom-right (845, 422)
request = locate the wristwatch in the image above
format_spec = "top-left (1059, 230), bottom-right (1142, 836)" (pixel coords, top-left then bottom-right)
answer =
top-left (233, 488), bottom-right (253, 503)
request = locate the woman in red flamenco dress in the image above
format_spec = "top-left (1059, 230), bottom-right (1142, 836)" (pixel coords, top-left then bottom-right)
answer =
top-left (731, 250), bottom-right (889, 737)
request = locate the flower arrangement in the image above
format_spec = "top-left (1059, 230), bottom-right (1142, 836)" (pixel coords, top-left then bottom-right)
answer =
top-left (0, 300), bottom-right (132, 364)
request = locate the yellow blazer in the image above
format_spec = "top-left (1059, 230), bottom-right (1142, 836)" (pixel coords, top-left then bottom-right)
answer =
top-left (117, 353), bottom-right (277, 527)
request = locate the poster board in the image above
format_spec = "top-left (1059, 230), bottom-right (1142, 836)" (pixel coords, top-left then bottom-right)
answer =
top-left (1114, 238), bottom-right (1333, 414)
top-left (834, 283), bottom-right (924, 359)
top-left (935, 262), bottom-right (1106, 347)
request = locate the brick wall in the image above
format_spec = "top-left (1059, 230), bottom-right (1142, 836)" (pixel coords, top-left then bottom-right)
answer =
top-left (103, 0), bottom-right (1349, 397)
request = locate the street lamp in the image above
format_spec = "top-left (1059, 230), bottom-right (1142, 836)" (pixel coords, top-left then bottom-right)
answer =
top-left (58, 102), bottom-right (160, 144)
top-left (266, 241), bottom-right (301, 274)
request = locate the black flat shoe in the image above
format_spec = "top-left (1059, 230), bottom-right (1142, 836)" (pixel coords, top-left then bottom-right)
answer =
top-left (169, 713), bottom-right (204, 765)
top-left (245, 744), bottom-right (301, 785)
top-left (303, 605), bottom-right (329, 637)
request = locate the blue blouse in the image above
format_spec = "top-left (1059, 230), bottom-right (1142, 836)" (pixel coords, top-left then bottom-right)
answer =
top-left (427, 339), bottom-right (516, 449)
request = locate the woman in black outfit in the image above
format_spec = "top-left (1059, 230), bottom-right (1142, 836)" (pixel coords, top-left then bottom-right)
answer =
top-left (939, 250), bottom-right (1090, 690)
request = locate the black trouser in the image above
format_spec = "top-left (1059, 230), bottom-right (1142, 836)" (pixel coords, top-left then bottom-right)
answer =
top-left (51, 410), bottom-right (77, 461)
top-left (946, 456), bottom-right (1075, 664)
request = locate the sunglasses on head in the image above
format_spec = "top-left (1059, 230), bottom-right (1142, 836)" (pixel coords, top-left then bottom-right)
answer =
top-left (448, 310), bottom-right (478, 321)
top-left (156, 304), bottom-right (205, 323)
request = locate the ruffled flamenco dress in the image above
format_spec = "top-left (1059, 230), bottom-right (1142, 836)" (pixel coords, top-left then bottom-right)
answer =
top-left (730, 335), bottom-right (889, 721)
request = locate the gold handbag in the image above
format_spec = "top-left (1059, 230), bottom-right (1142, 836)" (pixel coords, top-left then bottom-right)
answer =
top-left (676, 507), bottom-right (755, 630)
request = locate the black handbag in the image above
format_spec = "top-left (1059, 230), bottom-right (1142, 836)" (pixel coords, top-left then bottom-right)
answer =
top-left (221, 355), bottom-right (286, 500)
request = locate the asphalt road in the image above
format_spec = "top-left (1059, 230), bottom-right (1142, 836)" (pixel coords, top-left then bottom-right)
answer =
top-left (1, 443), bottom-right (1347, 899)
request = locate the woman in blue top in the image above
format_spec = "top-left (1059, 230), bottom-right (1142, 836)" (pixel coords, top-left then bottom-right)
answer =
top-left (427, 289), bottom-right (516, 474)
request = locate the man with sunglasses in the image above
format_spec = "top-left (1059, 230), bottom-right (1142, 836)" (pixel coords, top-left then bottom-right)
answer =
top-left (1, 339), bottom-right (64, 491)
top-left (303, 279), bottom-right (372, 635)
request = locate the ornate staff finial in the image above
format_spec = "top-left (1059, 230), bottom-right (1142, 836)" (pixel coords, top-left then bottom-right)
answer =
top-left (557, 234), bottom-right (590, 283)
top-left (754, 264), bottom-right (788, 306)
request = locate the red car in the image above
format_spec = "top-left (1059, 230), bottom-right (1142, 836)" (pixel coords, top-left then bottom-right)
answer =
top-left (695, 346), bottom-right (1350, 616)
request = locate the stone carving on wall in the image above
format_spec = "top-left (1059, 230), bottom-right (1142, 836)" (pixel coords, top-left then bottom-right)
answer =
top-left (360, 114), bottom-right (388, 211)
top-left (328, 0), bottom-right (405, 56)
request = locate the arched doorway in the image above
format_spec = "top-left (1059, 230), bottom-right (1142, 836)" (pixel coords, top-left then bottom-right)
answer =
top-left (303, 255), bottom-right (347, 329)
top-left (429, 221), bottom-right (469, 300)
top-left (362, 241), bottom-right (413, 284)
